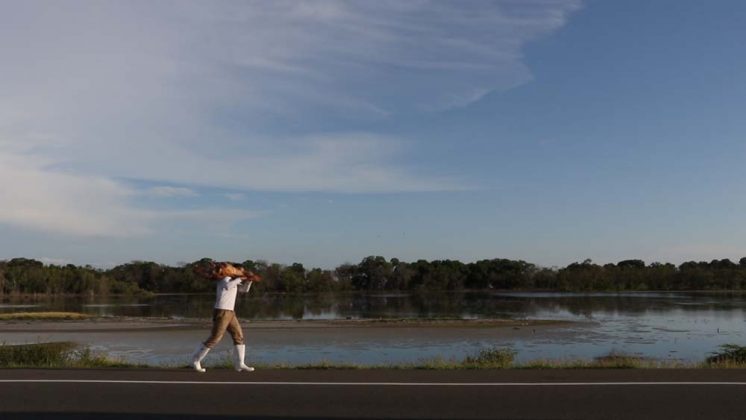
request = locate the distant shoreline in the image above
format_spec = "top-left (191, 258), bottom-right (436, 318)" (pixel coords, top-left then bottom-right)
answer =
top-left (5, 257), bottom-right (746, 297)
top-left (4, 289), bottom-right (746, 299)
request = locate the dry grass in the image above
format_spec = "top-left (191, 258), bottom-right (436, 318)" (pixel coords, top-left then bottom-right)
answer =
top-left (0, 312), bottom-right (91, 320)
top-left (520, 355), bottom-right (690, 369)
top-left (0, 342), bottom-right (140, 368)
top-left (705, 344), bottom-right (746, 367)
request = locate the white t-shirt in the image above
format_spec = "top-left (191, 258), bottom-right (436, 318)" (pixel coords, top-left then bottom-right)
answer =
top-left (214, 276), bottom-right (243, 310)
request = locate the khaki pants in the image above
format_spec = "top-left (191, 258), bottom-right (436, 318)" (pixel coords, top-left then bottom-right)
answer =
top-left (203, 309), bottom-right (245, 347)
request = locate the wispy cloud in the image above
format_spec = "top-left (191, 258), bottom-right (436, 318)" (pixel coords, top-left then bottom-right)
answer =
top-left (91, 133), bottom-right (470, 193)
top-left (153, 207), bottom-right (262, 237)
top-left (0, 151), bottom-right (152, 237)
top-left (0, 0), bottom-right (581, 236)
top-left (143, 186), bottom-right (199, 198)
top-left (158, 208), bottom-right (261, 224)
top-left (225, 193), bottom-right (248, 201)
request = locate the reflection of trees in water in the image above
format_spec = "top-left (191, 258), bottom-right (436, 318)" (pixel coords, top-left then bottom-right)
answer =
top-left (519, 295), bottom-right (744, 319)
top-left (235, 293), bottom-right (746, 320)
top-left (344, 293), bottom-right (412, 318)
top-left (5, 292), bottom-right (746, 320)
top-left (237, 293), bottom-right (342, 320)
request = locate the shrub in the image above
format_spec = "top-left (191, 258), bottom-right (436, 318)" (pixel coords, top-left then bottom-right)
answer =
top-left (0, 342), bottom-right (136, 368)
top-left (0, 342), bottom-right (77, 367)
top-left (463, 347), bottom-right (516, 368)
top-left (706, 344), bottom-right (746, 366)
top-left (592, 352), bottom-right (647, 368)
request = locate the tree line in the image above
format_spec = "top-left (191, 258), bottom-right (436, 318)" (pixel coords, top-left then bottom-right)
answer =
top-left (2, 256), bottom-right (746, 296)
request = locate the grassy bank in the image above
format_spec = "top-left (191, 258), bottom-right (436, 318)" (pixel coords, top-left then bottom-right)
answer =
top-left (212, 345), bottom-right (746, 370)
top-left (4, 343), bottom-right (746, 370)
top-left (0, 342), bottom-right (140, 368)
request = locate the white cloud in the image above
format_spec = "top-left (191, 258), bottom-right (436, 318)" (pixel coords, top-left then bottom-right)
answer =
top-left (0, 149), bottom-right (261, 237)
top-left (144, 186), bottom-right (199, 198)
top-left (79, 133), bottom-right (469, 193)
top-left (152, 207), bottom-right (262, 237)
top-left (0, 151), bottom-right (152, 237)
top-left (225, 193), bottom-right (248, 201)
top-left (158, 208), bottom-right (260, 224)
top-left (0, 0), bottom-right (581, 236)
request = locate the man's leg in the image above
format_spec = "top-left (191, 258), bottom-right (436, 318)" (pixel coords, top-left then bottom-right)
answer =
top-left (227, 315), bottom-right (253, 372)
top-left (192, 310), bottom-right (232, 372)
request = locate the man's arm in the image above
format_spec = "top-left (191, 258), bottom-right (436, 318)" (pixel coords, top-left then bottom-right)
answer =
top-left (238, 280), bottom-right (253, 294)
top-left (223, 277), bottom-right (243, 290)
top-left (237, 269), bottom-right (262, 282)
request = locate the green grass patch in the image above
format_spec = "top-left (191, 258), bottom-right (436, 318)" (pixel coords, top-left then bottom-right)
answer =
top-left (235, 349), bottom-right (689, 370)
top-left (408, 357), bottom-right (462, 370)
top-left (281, 347), bottom-right (516, 370)
top-left (0, 342), bottom-right (77, 367)
top-left (705, 344), bottom-right (746, 367)
top-left (215, 347), bottom-right (519, 371)
top-left (463, 347), bottom-right (516, 368)
top-left (204, 353), bottom-right (366, 370)
top-left (519, 354), bottom-right (684, 369)
top-left (0, 342), bottom-right (142, 368)
top-left (261, 361), bottom-right (365, 370)
top-left (201, 347), bottom-right (683, 371)
top-left (589, 352), bottom-right (650, 369)
top-left (7, 343), bottom-right (746, 371)
top-left (0, 312), bottom-right (91, 320)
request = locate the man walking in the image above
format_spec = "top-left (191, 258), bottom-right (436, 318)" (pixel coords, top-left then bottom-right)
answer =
top-left (191, 262), bottom-right (261, 373)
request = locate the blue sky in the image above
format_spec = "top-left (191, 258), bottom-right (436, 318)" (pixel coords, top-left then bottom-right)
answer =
top-left (1, 0), bottom-right (746, 268)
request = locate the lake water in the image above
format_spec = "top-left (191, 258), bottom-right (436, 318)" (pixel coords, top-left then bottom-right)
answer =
top-left (2, 291), bottom-right (745, 366)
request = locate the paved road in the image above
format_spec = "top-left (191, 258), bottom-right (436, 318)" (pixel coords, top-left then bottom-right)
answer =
top-left (1, 369), bottom-right (746, 419)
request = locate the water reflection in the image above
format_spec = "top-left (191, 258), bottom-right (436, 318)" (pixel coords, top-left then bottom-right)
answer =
top-left (2, 291), bottom-right (746, 321)
top-left (3, 292), bottom-right (745, 365)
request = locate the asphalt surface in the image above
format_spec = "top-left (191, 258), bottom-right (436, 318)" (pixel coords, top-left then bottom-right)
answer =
top-left (1, 369), bottom-right (746, 419)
